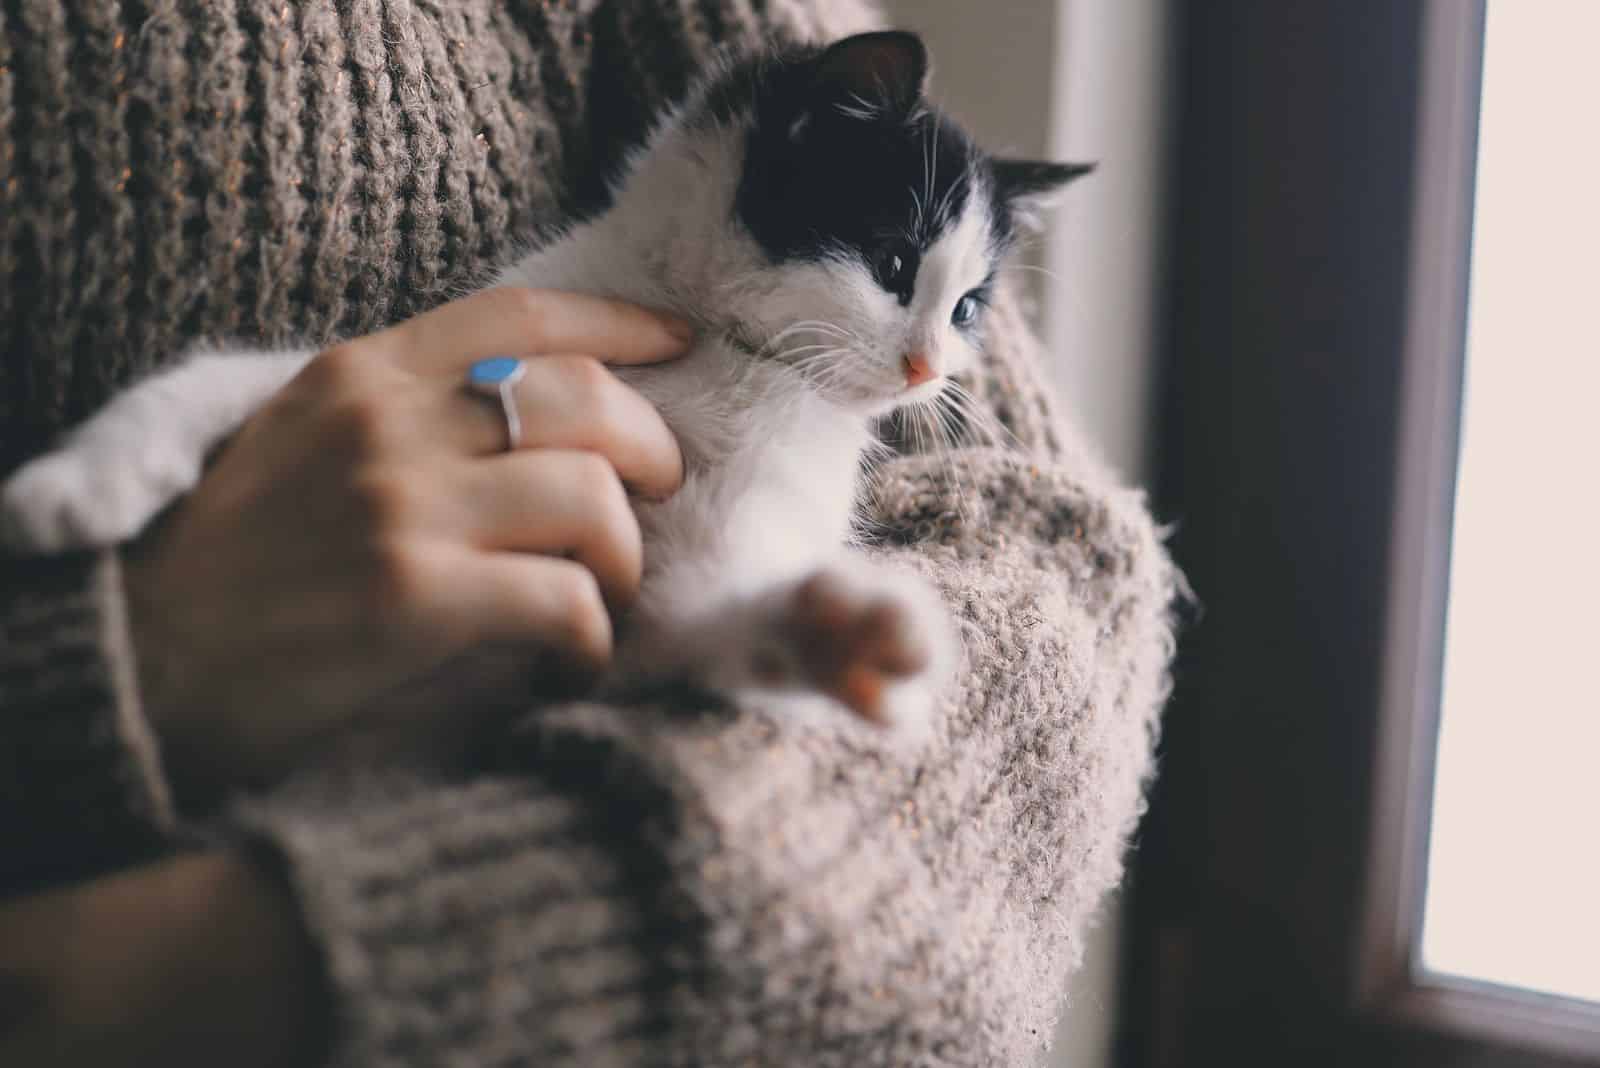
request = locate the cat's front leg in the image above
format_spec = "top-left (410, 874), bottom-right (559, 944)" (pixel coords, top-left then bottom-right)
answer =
top-left (629, 557), bottom-right (956, 734)
top-left (1, 348), bottom-right (310, 553)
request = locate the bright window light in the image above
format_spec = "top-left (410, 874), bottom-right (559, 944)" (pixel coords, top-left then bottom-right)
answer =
top-left (1419, 0), bottom-right (1600, 1003)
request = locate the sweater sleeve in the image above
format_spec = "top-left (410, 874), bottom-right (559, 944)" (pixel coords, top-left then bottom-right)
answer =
top-left (230, 432), bottom-right (1178, 1068)
top-left (0, 549), bottom-right (176, 895)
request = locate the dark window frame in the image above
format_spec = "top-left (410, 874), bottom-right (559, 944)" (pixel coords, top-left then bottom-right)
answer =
top-left (1119, 1), bottom-right (1600, 1065)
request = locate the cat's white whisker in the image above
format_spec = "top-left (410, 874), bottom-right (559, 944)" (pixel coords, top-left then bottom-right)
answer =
top-left (763, 320), bottom-right (855, 351)
top-left (800, 354), bottom-right (864, 395)
top-left (943, 380), bottom-right (1020, 449)
top-left (766, 343), bottom-right (842, 364)
top-left (780, 320), bottom-right (835, 335)
top-left (1005, 262), bottom-right (1064, 284)
top-left (925, 398), bottom-right (982, 527)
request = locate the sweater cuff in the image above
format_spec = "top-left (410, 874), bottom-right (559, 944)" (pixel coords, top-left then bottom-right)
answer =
top-left (231, 769), bottom-right (684, 1068)
top-left (0, 550), bottom-right (176, 893)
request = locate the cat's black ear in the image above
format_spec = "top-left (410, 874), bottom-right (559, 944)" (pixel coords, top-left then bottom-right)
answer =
top-left (811, 31), bottom-right (928, 120)
top-left (992, 159), bottom-right (1095, 228)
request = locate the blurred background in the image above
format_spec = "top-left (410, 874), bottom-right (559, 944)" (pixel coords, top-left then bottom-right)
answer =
top-left (881, 2), bottom-right (1598, 1066)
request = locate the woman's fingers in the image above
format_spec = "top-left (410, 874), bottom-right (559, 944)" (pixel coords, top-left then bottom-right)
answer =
top-left (446, 354), bottom-right (684, 498)
top-left (387, 287), bottom-right (693, 373)
top-left (423, 547), bottom-right (615, 668)
top-left (438, 449), bottom-right (645, 607)
top-left (303, 287), bottom-right (689, 494)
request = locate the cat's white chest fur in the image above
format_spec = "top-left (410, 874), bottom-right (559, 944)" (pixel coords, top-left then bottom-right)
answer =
top-left (613, 342), bottom-right (875, 627)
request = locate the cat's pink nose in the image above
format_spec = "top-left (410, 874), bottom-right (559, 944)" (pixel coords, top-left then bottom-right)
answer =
top-left (902, 351), bottom-right (936, 387)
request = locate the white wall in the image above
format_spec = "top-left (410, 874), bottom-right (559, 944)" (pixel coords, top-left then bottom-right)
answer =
top-left (1046, 0), bottom-right (1174, 485)
top-left (878, 1), bottom-right (1175, 1065)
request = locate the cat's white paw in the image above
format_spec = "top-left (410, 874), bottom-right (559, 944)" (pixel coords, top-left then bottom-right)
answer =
top-left (758, 564), bottom-right (951, 731)
top-left (0, 449), bottom-right (197, 553)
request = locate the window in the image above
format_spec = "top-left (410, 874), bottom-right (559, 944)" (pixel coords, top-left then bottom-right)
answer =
top-left (1119, 1), bottom-right (1600, 1064)
top-left (1420, 0), bottom-right (1600, 1007)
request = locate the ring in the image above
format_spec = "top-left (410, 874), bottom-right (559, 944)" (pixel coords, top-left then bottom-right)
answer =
top-left (466, 357), bottom-right (527, 450)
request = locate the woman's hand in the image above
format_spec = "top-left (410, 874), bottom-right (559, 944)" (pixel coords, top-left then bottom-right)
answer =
top-left (121, 287), bottom-right (691, 793)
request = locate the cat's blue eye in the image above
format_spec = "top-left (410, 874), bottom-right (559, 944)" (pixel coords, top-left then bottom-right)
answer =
top-left (952, 294), bottom-right (980, 327)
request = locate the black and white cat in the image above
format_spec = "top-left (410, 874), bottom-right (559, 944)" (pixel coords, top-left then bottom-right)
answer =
top-left (1, 31), bottom-right (1086, 730)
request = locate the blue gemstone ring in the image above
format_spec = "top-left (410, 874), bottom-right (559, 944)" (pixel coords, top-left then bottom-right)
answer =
top-left (466, 357), bottom-right (528, 450)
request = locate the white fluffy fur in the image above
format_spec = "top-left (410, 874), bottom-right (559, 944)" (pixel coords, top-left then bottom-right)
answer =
top-left (0, 76), bottom-right (1005, 733)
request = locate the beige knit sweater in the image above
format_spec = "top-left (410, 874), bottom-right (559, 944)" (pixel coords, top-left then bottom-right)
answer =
top-left (0, 1), bottom-right (1178, 1064)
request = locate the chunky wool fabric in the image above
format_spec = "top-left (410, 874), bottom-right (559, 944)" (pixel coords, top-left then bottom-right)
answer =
top-left (0, 1), bottom-right (1178, 1064)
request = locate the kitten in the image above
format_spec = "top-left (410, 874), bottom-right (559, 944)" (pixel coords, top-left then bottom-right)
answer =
top-left (0, 31), bottom-right (1087, 731)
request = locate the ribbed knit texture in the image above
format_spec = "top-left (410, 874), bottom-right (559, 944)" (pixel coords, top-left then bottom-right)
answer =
top-left (0, 1), bottom-right (1178, 1064)
top-left (0, 551), bottom-right (173, 892)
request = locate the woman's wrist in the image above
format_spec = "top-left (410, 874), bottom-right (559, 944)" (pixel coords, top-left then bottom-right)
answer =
top-left (117, 543), bottom-right (175, 726)
top-left (0, 849), bottom-right (331, 1068)
top-left (117, 543), bottom-right (224, 804)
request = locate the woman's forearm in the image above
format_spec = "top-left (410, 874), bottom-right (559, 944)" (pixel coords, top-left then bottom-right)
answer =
top-left (0, 849), bottom-right (330, 1068)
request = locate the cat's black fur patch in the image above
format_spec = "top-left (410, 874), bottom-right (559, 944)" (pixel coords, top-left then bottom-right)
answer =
top-left (589, 30), bottom-right (1092, 305)
top-left (701, 35), bottom-right (994, 284)
top-left (987, 159), bottom-right (1097, 240)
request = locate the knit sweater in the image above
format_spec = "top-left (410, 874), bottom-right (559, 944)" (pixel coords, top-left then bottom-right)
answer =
top-left (0, 1), bottom-right (1178, 1065)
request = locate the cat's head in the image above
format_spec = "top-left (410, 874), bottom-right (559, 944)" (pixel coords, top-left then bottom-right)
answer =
top-left (706, 31), bottom-right (1090, 415)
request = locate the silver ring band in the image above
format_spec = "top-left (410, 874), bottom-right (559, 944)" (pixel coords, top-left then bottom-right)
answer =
top-left (466, 357), bottom-right (528, 451)
top-left (496, 380), bottom-right (522, 450)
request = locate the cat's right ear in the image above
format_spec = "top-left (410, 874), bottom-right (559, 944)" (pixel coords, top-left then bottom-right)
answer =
top-left (809, 31), bottom-right (928, 123)
top-left (992, 158), bottom-right (1096, 230)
